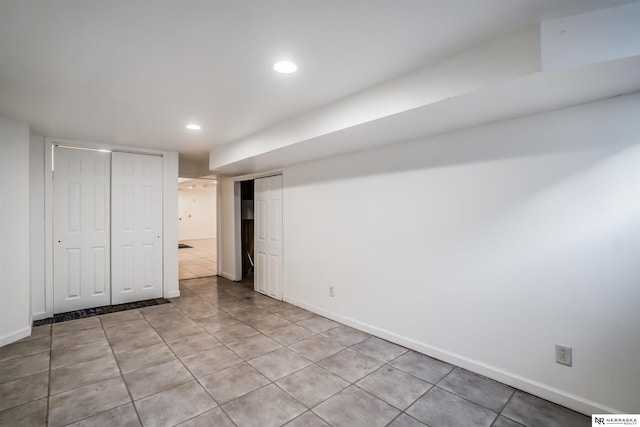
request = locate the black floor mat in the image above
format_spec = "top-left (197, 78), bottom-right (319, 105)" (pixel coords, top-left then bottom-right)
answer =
top-left (33, 298), bottom-right (171, 326)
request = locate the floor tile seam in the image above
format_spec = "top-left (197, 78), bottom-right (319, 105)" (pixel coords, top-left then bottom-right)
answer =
top-left (149, 302), bottom-right (243, 390)
top-left (285, 410), bottom-right (316, 427)
top-left (48, 357), bottom-right (123, 397)
top-left (120, 316), bottom-right (220, 423)
top-left (46, 323), bottom-right (53, 425)
top-left (217, 382), bottom-right (278, 413)
top-left (100, 319), bottom-right (144, 427)
top-left (62, 402), bottom-right (135, 427)
top-left (478, 380), bottom-right (518, 416)
top-left (389, 411), bottom-right (431, 427)
top-left (488, 411), bottom-right (526, 427)
top-left (51, 325), bottom-right (103, 338)
top-left (432, 365), bottom-right (518, 415)
top-left (128, 375), bottom-right (197, 407)
top-left (179, 406), bottom-right (240, 427)
top-left (426, 384), bottom-right (503, 419)
top-left (354, 361), bottom-right (437, 407)
top-left (0, 356), bottom-right (50, 385)
top-left (133, 379), bottom-right (218, 426)
top-left (269, 377), bottom-right (342, 413)
top-left (0, 339), bottom-right (51, 360)
top-left (246, 350), bottom-right (315, 382)
top-left (386, 359), bottom-right (452, 387)
top-left (493, 390), bottom-right (525, 426)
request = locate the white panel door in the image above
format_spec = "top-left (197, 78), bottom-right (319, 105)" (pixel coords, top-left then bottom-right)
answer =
top-left (53, 147), bottom-right (111, 313)
top-left (254, 175), bottom-right (283, 300)
top-left (111, 152), bottom-right (163, 304)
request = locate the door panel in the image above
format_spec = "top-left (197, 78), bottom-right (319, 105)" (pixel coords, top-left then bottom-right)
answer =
top-left (53, 147), bottom-right (111, 313)
top-left (254, 175), bottom-right (283, 300)
top-left (111, 152), bottom-right (163, 304)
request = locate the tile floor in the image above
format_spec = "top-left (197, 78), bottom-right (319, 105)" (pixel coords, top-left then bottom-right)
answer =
top-left (0, 276), bottom-right (590, 427)
top-left (179, 238), bottom-right (217, 280)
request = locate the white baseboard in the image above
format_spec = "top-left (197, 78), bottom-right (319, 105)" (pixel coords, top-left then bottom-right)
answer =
top-left (284, 296), bottom-right (620, 416)
top-left (0, 325), bottom-right (32, 347)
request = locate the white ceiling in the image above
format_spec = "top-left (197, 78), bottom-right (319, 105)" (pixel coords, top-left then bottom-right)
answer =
top-left (0, 0), bottom-right (634, 158)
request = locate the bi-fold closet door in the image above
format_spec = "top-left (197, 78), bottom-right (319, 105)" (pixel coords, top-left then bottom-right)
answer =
top-left (53, 147), bottom-right (163, 314)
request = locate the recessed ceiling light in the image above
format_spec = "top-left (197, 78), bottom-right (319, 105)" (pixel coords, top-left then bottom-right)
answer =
top-left (186, 123), bottom-right (201, 130)
top-left (273, 60), bottom-right (297, 74)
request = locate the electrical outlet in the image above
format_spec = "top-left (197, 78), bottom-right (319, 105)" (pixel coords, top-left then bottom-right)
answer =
top-left (555, 344), bottom-right (572, 366)
top-left (329, 286), bottom-right (335, 297)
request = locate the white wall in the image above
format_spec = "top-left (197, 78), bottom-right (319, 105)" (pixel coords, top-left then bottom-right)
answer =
top-left (0, 116), bottom-right (32, 346)
top-left (281, 93), bottom-right (640, 414)
top-left (542, 2), bottom-right (640, 70)
top-left (29, 135), bottom-right (46, 319)
top-left (163, 151), bottom-right (180, 299)
top-left (178, 186), bottom-right (217, 240)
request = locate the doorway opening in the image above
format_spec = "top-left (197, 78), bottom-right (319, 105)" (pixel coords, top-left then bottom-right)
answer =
top-left (240, 180), bottom-right (255, 285)
top-left (178, 178), bottom-right (218, 279)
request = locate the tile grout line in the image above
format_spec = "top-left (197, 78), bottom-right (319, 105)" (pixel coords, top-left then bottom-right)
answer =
top-left (46, 324), bottom-right (52, 426)
top-left (169, 286), bottom-right (270, 426)
top-left (101, 312), bottom-right (147, 427)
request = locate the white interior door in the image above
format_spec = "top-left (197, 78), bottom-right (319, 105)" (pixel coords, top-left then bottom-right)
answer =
top-left (111, 152), bottom-right (163, 304)
top-left (53, 147), bottom-right (111, 313)
top-left (254, 175), bottom-right (283, 300)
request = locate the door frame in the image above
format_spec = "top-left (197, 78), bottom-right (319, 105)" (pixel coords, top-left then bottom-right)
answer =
top-left (41, 138), bottom-right (180, 320)
top-left (223, 171), bottom-right (283, 292)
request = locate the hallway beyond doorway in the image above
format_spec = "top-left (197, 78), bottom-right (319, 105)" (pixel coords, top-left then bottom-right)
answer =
top-left (179, 238), bottom-right (217, 280)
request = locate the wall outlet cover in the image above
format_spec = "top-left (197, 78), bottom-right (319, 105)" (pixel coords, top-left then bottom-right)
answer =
top-left (555, 344), bottom-right (572, 367)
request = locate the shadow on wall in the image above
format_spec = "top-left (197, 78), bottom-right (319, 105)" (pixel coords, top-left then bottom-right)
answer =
top-left (285, 94), bottom-right (639, 187)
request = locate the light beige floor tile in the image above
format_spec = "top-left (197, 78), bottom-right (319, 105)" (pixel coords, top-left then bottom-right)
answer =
top-left (99, 309), bottom-right (145, 326)
top-left (0, 398), bottom-right (47, 426)
top-left (249, 347), bottom-right (312, 381)
top-left (165, 332), bottom-right (222, 358)
top-left (176, 407), bottom-right (234, 427)
top-left (48, 377), bottom-right (130, 427)
top-left (124, 359), bottom-right (194, 400)
top-left (108, 329), bottom-right (163, 354)
top-left (103, 319), bottom-right (154, 338)
top-left (0, 372), bottom-right (49, 412)
top-left (50, 354), bottom-right (120, 395)
top-left (66, 403), bottom-right (141, 427)
top-left (222, 383), bottom-right (306, 427)
top-left (154, 320), bottom-right (205, 341)
top-left (0, 336), bottom-right (50, 362)
top-left (180, 347), bottom-right (242, 378)
top-left (51, 339), bottom-right (112, 369)
top-left (134, 380), bottom-right (216, 427)
top-left (52, 328), bottom-right (106, 349)
top-left (0, 352), bottom-right (50, 384)
top-left (198, 362), bottom-right (270, 404)
top-left (115, 342), bottom-right (176, 374)
top-left (52, 317), bottom-right (102, 335)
